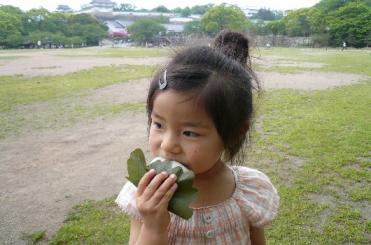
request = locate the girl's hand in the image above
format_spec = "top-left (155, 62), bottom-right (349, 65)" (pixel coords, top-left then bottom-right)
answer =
top-left (136, 169), bottom-right (177, 233)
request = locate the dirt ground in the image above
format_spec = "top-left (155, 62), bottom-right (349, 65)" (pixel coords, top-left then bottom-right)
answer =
top-left (0, 51), bottom-right (368, 244)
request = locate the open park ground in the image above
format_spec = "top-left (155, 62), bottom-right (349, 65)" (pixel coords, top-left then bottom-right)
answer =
top-left (0, 46), bottom-right (370, 244)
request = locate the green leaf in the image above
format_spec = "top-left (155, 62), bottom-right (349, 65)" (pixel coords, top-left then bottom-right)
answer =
top-left (126, 149), bottom-right (197, 219)
top-left (126, 148), bottom-right (148, 186)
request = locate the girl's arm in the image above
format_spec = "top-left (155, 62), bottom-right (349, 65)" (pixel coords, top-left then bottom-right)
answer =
top-left (128, 218), bottom-right (141, 245)
top-left (129, 169), bottom-right (177, 245)
top-left (250, 226), bottom-right (266, 245)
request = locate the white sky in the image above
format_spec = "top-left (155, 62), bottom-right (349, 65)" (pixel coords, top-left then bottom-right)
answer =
top-left (1, 0), bottom-right (321, 12)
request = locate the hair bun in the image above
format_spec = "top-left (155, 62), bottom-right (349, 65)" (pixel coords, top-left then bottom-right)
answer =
top-left (213, 30), bottom-right (249, 66)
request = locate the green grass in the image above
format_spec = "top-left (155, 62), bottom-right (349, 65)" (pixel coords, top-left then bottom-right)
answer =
top-left (31, 65), bottom-right (60, 70)
top-left (0, 64), bottom-right (152, 139)
top-left (0, 47), bottom-right (171, 58)
top-left (0, 101), bottom-right (145, 139)
top-left (94, 47), bottom-right (171, 58)
top-left (50, 198), bottom-right (130, 245)
top-left (253, 81), bottom-right (371, 244)
top-left (52, 47), bottom-right (171, 58)
top-left (255, 48), bottom-right (371, 76)
top-left (20, 230), bottom-right (46, 244)
top-left (0, 56), bottom-right (24, 60)
top-left (0, 64), bottom-right (154, 112)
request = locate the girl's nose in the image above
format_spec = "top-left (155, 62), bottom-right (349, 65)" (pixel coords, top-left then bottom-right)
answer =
top-left (160, 132), bottom-right (181, 155)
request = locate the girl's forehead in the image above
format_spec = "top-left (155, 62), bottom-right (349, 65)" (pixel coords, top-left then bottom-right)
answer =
top-left (152, 90), bottom-right (211, 122)
top-left (154, 90), bottom-right (199, 106)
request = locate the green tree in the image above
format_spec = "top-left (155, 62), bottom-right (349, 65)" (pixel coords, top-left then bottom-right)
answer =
top-left (181, 7), bottom-right (191, 17)
top-left (251, 8), bottom-right (277, 20)
top-left (116, 3), bottom-right (136, 12)
top-left (314, 0), bottom-right (369, 12)
top-left (0, 9), bottom-right (23, 47)
top-left (46, 13), bottom-right (69, 34)
top-left (191, 4), bottom-right (214, 15)
top-left (200, 4), bottom-right (251, 35)
top-left (265, 20), bottom-right (286, 35)
top-left (253, 20), bottom-right (270, 35)
top-left (184, 20), bottom-right (202, 34)
top-left (327, 1), bottom-right (371, 47)
top-left (284, 8), bottom-right (312, 36)
top-left (152, 5), bottom-right (170, 13)
top-left (128, 18), bottom-right (166, 44)
top-left (82, 24), bottom-right (107, 45)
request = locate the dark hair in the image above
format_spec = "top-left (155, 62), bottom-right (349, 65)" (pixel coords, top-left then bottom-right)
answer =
top-left (147, 31), bottom-right (258, 162)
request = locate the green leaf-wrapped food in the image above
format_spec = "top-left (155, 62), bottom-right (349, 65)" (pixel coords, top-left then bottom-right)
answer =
top-left (126, 148), bottom-right (197, 220)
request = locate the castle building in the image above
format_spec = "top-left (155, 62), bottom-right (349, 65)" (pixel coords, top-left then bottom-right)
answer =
top-left (80, 0), bottom-right (115, 13)
top-left (56, 5), bottom-right (73, 13)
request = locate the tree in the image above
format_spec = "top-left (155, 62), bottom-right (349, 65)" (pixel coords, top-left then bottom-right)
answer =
top-left (283, 8), bottom-right (312, 36)
top-left (184, 20), bottom-right (202, 34)
top-left (0, 6), bottom-right (108, 48)
top-left (253, 20), bottom-right (270, 35)
top-left (116, 3), bottom-right (136, 12)
top-left (265, 20), bottom-right (286, 35)
top-left (327, 1), bottom-right (371, 47)
top-left (82, 24), bottom-right (107, 45)
top-left (128, 18), bottom-right (166, 44)
top-left (251, 8), bottom-right (277, 21)
top-left (0, 9), bottom-right (23, 47)
top-left (172, 7), bottom-right (183, 14)
top-left (191, 4), bottom-right (214, 15)
top-left (181, 7), bottom-right (191, 17)
top-left (152, 5), bottom-right (170, 13)
top-left (314, 0), bottom-right (366, 12)
top-left (200, 4), bottom-right (251, 35)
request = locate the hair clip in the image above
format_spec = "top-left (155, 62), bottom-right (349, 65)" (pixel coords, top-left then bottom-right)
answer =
top-left (159, 69), bottom-right (168, 90)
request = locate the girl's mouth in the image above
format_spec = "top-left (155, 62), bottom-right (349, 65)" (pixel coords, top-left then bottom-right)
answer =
top-left (151, 156), bottom-right (191, 171)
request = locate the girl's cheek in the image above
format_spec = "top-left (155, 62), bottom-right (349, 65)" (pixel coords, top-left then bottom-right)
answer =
top-left (148, 132), bottom-right (160, 154)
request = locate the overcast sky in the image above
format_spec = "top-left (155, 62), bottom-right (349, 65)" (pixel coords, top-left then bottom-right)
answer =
top-left (1, 0), bottom-right (321, 12)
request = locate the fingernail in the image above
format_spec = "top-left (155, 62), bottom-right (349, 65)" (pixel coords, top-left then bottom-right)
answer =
top-left (161, 171), bottom-right (168, 176)
top-left (170, 174), bottom-right (176, 179)
top-left (149, 169), bottom-right (155, 174)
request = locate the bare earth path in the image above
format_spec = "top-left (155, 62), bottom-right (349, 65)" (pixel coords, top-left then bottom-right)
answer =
top-left (0, 52), bottom-right (369, 244)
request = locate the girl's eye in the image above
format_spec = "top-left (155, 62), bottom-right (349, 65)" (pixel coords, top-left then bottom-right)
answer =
top-left (152, 121), bottom-right (162, 129)
top-left (183, 131), bottom-right (199, 137)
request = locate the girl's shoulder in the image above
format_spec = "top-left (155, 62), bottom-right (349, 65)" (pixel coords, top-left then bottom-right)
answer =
top-left (231, 166), bottom-right (279, 227)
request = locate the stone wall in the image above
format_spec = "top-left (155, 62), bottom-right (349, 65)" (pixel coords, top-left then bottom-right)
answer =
top-left (252, 35), bottom-right (313, 48)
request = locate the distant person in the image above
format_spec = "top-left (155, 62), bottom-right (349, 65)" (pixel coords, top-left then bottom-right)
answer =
top-left (115, 30), bottom-right (279, 244)
top-left (342, 41), bottom-right (347, 51)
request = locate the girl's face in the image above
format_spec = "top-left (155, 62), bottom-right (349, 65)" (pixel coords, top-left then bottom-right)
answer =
top-left (149, 90), bottom-right (224, 175)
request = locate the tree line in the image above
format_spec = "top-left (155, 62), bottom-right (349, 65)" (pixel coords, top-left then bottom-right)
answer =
top-left (0, 0), bottom-right (370, 48)
top-left (0, 5), bottom-right (107, 48)
top-left (114, 3), bottom-right (213, 17)
top-left (129, 0), bottom-right (370, 48)
top-left (257, 0), bottom-right (371, 47)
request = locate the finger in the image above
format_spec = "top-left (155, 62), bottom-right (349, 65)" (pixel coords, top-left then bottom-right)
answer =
top-left (137, 169), bottom-right (156, 196)
top-left (157, 183), bottom-right (178, 207)
top-left (151, 174), bottom-right (177, 204)
top-left (141, 171), bottom-right (169, 199)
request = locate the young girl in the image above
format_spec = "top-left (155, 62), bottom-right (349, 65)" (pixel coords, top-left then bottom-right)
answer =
top-left (116, 31), bottom-right (279, 245)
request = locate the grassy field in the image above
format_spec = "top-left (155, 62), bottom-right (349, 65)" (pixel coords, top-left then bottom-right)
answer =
top-left (0, 64), bottom-right (152, 139)
top-left (2, 47), bottom-right (368, 244)
top-left (0, 47), bottom-right (171, 58)
top-left (253, 48), bottom-right (371, 76)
